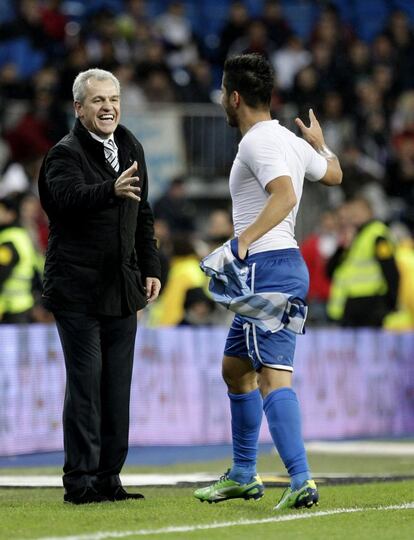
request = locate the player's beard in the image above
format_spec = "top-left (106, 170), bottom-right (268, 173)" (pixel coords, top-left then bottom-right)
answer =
top-left (224, 104), bottom-right (238, 128)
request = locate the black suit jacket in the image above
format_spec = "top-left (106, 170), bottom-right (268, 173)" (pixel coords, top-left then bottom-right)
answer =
top-left (38, 119), bottom-right (161, 316)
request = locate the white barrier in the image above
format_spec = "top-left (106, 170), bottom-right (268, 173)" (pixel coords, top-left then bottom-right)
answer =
top-left (0, 325), bottom-right (413, 456)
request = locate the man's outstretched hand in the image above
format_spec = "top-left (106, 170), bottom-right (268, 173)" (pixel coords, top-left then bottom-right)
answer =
top-left (114, 161), bottom-right (141, 201)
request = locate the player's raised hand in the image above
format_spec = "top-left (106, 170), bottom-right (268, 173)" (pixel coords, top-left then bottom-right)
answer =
top-left (114, 161), bottom-right (141, 201)
top-left (295, 109), bottom-right (325, 150)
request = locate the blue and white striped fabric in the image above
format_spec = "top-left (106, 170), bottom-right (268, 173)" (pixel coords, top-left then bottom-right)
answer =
top-left (200, 240), bottom-right (308, 334)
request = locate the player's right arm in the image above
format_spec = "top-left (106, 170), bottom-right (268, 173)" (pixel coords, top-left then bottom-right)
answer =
top-left (295, 109), bottom-right (343, 186)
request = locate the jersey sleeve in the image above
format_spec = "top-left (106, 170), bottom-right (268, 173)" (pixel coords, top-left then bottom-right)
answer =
top-left (301, 139), bottom-right (328, 182)
top-left (240, 133), bottom-right (292, 189)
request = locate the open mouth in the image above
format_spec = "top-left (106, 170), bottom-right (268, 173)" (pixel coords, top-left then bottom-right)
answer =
top-left (98, 114), bottom-right (115, 123)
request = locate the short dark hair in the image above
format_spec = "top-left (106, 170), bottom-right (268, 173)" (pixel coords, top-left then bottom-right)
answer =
top-left (223, 54), bottom-right (274, 108)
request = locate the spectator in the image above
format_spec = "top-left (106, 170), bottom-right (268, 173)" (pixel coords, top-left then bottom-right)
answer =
top-left (149, 234), bottom-right (208, 326)
top-left (384, 10), bottom-right (414, 90)
top-left (0, 63), bottom-right (31, 100)
top-left (3, 82), bottom-right (67, 165)
top-left (116, 0), bottom-right (149, 42)
top-left (154, 1), bottom-right (199, 70)
top-left (360, 111), bottom-right (390, 167)
top-left (371, 33), bottom-right (396, 66)
top-left (0, 0), bottom-right (49, 54)
top-left (153, 177), bottom-right (196, 234)
top-left (301, 210), bottom-right (338, 324)
top-left (58, 43), bottom-right (90, 101)
top-left (310, 41), bottom-right (341, 93)
top-left (18, 190), bottom-right (48, 252)
top-left (83, 10), bottom-right (127, 68)
top-left (344, 40), bottom-right (371, 104)
top-left (217, 1), bottom-right (249, 64)
top-left (153, 218), bottom-right (172, 292)
top-left (289, 65), bottom-right (322, 119)
top-left (228, 19), bottom-right (277, 60)
top-left (310, 3), bottom-right (351, 55)
top-left (327, 197), bottom-right (400, 327)
top-left (384, 223), bottom-right (414, 330)
top-left (179, 60), bottom-right (215, 103)
top-left (136, 39), bottom-right (171, 83)
top-left (0, 193), bottom-right (43, 323)
top-left (178, 286), bottom-right (216, 326)
top-left (0, 149), bottom-right (46, 199)
top-left (319, 91), bottom-right (354, 156)
top-left (271, 36), bottom-right (311, 92)
top-left (391, 90), bottom-right (414, 134)
top-left (386, 130), bottom-right (414, 231)
top-left (261, 0), bottom-right (291, 49)
top-left (40, 0), bottom-right (67, 43)
top-left (113, 63), bottom-right (147, 109)
top-left (204, 208), bottom-right (233, 250)
top-left (340, 144), bottom-right (385, 199)
top-left (143, 69), bottom-right (177, 102)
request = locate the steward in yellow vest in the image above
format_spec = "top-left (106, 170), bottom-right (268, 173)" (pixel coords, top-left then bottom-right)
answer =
top-left (383, 238), bottom-right (414, 330)
top-left (148, 235), bottom-right (209, 326)
top-left (0, 195), bottom-right (41, 323)
top-left (327, 198), bottom-right (399, 327)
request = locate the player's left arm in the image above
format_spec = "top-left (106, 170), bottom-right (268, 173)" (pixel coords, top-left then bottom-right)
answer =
top-left (237, 176), bottom-right (297, 259)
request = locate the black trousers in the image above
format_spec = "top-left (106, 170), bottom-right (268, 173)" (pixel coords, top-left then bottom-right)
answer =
top-left (54, 310), bottom-right (137, 494)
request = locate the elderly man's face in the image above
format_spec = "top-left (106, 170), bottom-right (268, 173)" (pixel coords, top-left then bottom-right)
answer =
top-left (74, 77), bottom-right (120, 138)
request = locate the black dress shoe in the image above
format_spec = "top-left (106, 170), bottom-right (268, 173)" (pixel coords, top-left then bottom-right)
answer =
top-left (64, 486), bottom-right (109, 505)
top-left (105, 486), bottom-right (145, 501)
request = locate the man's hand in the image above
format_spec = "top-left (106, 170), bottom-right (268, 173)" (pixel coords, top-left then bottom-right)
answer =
top-left (230, 237), bottom-right (248, 261)
top-left (145, 277), bottom-right (161, 303)
top-left (114, 161), bottom-right (141, 201)
top-left (295, 109), bottom-right (325, 151)
top-left (296, 108), bottom-right (343, 186)
top-left (237, 235), bottom-right (249, 260)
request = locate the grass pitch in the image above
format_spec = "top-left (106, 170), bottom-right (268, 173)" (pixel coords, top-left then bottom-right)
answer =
top-left (0, 450), bottom-right (413, 540)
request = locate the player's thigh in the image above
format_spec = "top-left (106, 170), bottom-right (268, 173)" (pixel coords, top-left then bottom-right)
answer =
top-left (222, 354), bottom-right (257, 393)
top-left (257, 366), bottom-right (293, 398)
top-left (223, 314), bottom-right (257, 393)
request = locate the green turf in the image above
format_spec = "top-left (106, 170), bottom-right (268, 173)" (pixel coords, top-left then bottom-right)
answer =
top-left (0, 481), bottom-right (413, 540)
top-left (1, 450), bottom-right (414, 540)
top-left (1, 449), bottom-right (413, 476)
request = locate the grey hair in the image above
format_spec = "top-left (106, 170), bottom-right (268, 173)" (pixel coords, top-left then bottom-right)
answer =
top-left (72, 68), bottom-right (121, 103)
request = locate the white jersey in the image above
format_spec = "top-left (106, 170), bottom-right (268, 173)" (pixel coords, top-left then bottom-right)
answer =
top-left (229, 119), bottom-right (327, 254)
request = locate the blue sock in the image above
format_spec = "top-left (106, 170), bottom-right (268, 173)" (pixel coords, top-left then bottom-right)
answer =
top-left (263, 387), bottom-right (311, 491)
top-left (228, 388), bottom-right (263, 484)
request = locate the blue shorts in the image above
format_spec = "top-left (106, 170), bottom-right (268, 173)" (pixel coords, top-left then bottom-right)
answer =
top-left (224, 249), bottom-right (309, 372)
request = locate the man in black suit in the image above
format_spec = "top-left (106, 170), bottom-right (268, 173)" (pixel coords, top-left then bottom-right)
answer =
top-left (38, 68), bottom-right (161, 504)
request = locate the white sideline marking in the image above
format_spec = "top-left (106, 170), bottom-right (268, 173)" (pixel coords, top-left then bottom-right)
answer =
top-left (2, 471), bottom-right (412, 488)
top-left (0, 473), bottom-right (219, 488)
top-left (33, 503), bottom-right (414, 540)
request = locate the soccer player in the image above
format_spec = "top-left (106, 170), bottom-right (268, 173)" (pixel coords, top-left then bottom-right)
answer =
top-left (194, 54), bottom-right (342, 509)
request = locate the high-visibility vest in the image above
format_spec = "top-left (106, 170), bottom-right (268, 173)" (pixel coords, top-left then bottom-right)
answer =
top-left (327, 221), bottom-right (391, 321)
top-left (383, 240), bottom-right (414, 330)
top-left (148, 255), bottom-right (209, 326)
top-left (0, 227), bottom-right (38, 316)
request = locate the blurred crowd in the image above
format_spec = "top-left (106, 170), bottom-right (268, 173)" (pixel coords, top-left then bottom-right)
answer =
top-left (1, 0), bottom-right (414, 328)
